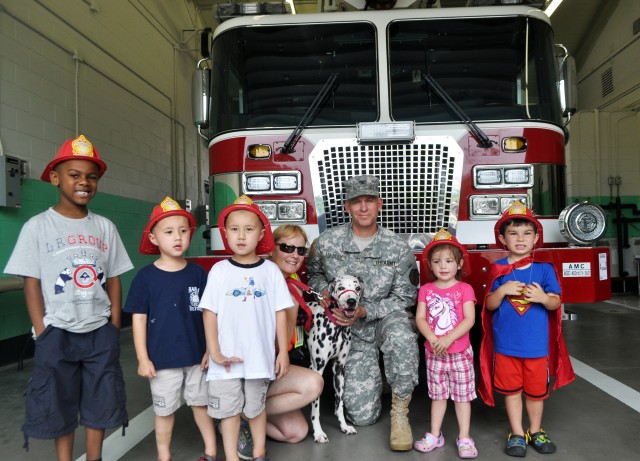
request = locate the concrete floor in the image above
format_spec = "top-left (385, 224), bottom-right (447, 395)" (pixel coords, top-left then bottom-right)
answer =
top-left (1, 295), bottom-right (638, 460)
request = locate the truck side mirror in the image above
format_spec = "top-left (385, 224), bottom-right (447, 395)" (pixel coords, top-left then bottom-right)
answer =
top-left (192, 63), bottom-right (211, 130)
top-left (556, 45), bottom-right (577, 124)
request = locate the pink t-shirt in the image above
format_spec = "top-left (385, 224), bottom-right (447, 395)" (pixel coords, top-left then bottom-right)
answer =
top-left (418, 281), bottom-right (476, 354)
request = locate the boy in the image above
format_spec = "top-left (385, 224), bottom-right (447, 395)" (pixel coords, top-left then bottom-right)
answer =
top-left (199, 195), bottom-right (292, 461)
top-left (4, 135), bottom-right (133, 461)
top-left (124, 196), bottom-right (217, 461)
top-left (479, 201), bottom-right (575, 457)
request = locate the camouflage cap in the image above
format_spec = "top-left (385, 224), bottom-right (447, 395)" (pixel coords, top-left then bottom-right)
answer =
top-left (344, 175), bottom-right (380, 200)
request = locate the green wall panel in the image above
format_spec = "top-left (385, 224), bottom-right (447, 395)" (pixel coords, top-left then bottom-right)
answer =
top-left (0, 179), bottom-right (209, 342)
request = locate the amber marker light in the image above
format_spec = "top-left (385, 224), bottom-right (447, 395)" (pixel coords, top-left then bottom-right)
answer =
top-left (502, 137), bottom-right (527, 153)
top-left (248, 144), bottom-right (271, 159)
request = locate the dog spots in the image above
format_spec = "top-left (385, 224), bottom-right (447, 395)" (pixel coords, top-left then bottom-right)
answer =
top-left (305, 275), bottom-right (362, 442)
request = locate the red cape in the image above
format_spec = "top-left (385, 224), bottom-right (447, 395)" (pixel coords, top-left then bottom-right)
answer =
top-left (478, 258), bottom-right (576, 406)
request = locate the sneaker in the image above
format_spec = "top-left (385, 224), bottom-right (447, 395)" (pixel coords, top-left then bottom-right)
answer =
top-left (505, 433), bottom-right (527, 457)
top-left (197, 455), bottom-right (215, 461)
top-left (527, 429), bottom-right (557, 454)
top-left (238, 419), bottom-right (253, 460)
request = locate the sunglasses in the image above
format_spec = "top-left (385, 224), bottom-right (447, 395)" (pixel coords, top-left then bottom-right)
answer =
top-left (277, 243), bottom-right (308, 256)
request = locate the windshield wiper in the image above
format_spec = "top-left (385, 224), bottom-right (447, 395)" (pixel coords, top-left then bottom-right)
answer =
top-left (423, 74), bottom-right (494, 149)
top-left (279, 72), bottom-right (339, 154)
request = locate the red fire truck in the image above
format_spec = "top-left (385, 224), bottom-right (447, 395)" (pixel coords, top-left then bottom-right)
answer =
top-left (191, 4), bottom-right (610, 303)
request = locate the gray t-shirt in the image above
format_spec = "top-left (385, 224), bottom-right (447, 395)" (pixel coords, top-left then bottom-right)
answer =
top-left (4, 208), bottom-right (133, 333)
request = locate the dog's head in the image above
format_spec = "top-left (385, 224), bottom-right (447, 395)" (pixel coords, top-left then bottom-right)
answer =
top-left (328, 275), bottom-right (364, 319)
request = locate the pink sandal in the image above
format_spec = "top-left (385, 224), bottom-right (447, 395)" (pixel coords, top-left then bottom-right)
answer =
top-left (414, 432), bottom-right (445, 453)
top-left (456, 437), bottom-right (478, 459)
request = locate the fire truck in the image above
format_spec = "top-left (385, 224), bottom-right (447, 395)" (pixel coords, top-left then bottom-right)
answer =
top-left (191, 2), bottom-right (610, 303)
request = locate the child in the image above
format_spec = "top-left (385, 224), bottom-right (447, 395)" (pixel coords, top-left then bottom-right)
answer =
top-left (199, 195), bottom-right (292, 461)
top-left (124, 197), bottom-right (217, 461)
top-left (479, 201), bottom-right (575, 457)
top-left (4, 135), bottom-right (133, 461)
top-left (414, 229), bottom-right (478, 459)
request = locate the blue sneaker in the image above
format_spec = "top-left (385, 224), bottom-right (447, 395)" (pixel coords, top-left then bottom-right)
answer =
top-left (238, 419), bottom-right (253, 460)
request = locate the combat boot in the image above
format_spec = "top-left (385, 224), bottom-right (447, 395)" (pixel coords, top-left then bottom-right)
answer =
top-left (390, 393), bottom-right (413, 451)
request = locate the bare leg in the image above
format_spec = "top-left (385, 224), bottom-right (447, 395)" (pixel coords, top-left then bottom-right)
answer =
top-left (220, 415), bottom-right (241, 461)
top-left (525, 398), bottom-right (544, 434)
top-left (191, 406), bottom-right (217, 457)
top-left (248, 411), bottom-right (267, 458)
top-left (155, 414), bottom-right (175, 461)
top-left (55, 431), bottom-right (74, 461)
top-left (505, 393), bottom-right (525, 436)
top-left (85, 427), bottom-right (104, 461)
top-left (265, 365), bottom-right (323, 442)
top-left (454, 401), bottom-right (472, 439)
top-left (266, 410), bottom-right (308, 443)
top-left (265, 365), bottom-right (323, 415)
top-left (430, 400), bottom-right (447, 437)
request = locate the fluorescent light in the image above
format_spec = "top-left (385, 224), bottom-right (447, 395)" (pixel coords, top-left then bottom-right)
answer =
top-left (545, 0), bottom-right (564, 17)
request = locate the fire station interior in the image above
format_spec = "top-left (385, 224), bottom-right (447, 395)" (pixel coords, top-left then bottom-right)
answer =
top-left (1, 1), bottom-right (639, 460)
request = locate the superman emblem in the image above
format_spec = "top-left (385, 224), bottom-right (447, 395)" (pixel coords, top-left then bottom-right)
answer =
top-left (506, 291), bottom-right (532, 316)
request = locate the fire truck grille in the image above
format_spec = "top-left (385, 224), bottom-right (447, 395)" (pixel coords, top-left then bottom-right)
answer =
top-left (313, 140), bottom-right (462, 237)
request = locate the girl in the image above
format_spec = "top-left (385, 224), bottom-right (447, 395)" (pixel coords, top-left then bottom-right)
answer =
top-left (414, 228), bottom-right (478, 459)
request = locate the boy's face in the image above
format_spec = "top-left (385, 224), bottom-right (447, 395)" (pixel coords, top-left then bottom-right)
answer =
top-left (428, 247), bottom-right (461, 284)
top-left (49, 159), bottom-right (99, 209)
top-left (499, 222), bottom-right (539, 259)
top-left (148, 215), bottom-right (191, 258)
top-left (224, 209), bottom-right (265, 261)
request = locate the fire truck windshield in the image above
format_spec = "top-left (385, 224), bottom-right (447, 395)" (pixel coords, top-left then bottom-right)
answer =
top-left (209, 22), bottom-right (377, 135)
top-left (390, 16), bottom-right (562, 125)
top-left (208, 14), bottom-right (561, 136)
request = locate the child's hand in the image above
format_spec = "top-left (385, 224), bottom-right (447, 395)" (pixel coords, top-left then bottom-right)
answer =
top-left (211, 350), bottom-right (243, 372)
top-left (137, 358), bottom-right (157, 379)
top-left (501, 280), bottom-right (526, 297)
top-left (431, 336), bottom-right (453, 357)
top-left (200, 352), bottom-right (209, 371)
top-left (523, 282), bottom-right (547, 304)
top-left (275, 351), bottom-right (290, 379)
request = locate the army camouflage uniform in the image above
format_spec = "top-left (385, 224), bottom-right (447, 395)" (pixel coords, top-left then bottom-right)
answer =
top-left (306, 224), bottom-right (419, 426)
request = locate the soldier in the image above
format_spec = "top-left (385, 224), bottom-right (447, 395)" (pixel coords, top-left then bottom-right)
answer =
top-left (306, 175), bottom-right (419, 451)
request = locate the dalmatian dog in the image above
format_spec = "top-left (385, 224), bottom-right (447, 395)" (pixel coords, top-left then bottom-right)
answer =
top-left (305, 274), bottom-right (364, 443)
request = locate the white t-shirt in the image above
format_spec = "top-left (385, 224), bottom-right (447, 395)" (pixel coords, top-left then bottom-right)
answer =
top-left (199, 258), bottom-right (292, 380)
top-left (4, 208), bottom-right (133, 333)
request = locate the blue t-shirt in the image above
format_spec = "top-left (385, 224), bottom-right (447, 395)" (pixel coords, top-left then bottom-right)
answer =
top-left (490, 258), bottom-right (561, 358)
top-left (124, 261), bottom-right (207, 369)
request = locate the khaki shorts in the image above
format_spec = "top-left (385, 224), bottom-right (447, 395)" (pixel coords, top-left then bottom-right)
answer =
top-left (207, 378), bottom-right (270, 419)
top-left (150, 365), bottom-right (208, 416)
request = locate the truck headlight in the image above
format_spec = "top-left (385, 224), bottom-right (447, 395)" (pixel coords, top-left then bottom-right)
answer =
top-left (243, 171), bottom-right (301, 195)
top-left (474, 164), bottom-right (533, 189)
top-left (470, 195), bottom-right (528, 219)
top-left (559, 201), bottom-right (607, 245)
top-left (255, 200), bottom-right (306, 223)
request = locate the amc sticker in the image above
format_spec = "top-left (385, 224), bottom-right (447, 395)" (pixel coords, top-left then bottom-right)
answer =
top-left (562, 262), bottom-right (591, 277)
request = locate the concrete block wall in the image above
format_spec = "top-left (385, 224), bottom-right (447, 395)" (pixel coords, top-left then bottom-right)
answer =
top-left (0, 0), bottom-right (210, 356)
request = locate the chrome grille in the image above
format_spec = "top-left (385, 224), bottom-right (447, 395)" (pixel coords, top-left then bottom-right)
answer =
top-left (310, 137), bottom-right (463, 238)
